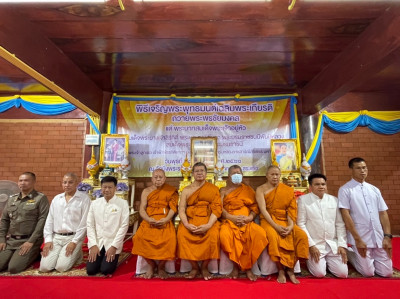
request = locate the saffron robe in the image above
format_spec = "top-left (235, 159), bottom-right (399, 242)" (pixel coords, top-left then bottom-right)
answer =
top-left (260, 183), bottom-right (308, 268)
top-left (177, 182), bottom-right (222, 261)
top-left (132, 184), bottom-right (178, 260)
top-left (220, 184), bottom-right (268, 270)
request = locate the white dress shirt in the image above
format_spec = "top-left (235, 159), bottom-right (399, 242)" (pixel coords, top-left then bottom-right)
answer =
top-left (297, 192), bottom-right (347, 254)
top-left (338, 179), bottom-right (388, 248)
top-left (87, 195), bottom-right (129, 254)
top-left (43, 190), bottom-right (91, 244)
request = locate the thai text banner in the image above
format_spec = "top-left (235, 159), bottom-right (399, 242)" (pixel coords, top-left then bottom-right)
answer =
top-left (117, 99), bottom-right (291, 177)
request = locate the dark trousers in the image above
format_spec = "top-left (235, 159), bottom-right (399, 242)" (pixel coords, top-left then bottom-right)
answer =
top-left (0, 239), bottom-right (41, 274)
top-left (86, 246), bottom-right (119, 276)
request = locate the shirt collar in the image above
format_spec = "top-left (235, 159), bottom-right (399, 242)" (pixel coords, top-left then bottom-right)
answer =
top-left (350, 178), bottom-right (365, 186)
top-left (18, 190), bottom-right (37, 200)
top-left (310, 192), bottom-right (325, 200)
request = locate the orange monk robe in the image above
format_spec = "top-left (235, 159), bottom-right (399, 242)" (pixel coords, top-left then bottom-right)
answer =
top-left (220, 184), bottom-right (268, 270)
top-left (177, 182), bottom-right (222, 261)
top-left (260, 183), bottom-right (308, 268)
top-left (132, 184), bottom-right (178, 260)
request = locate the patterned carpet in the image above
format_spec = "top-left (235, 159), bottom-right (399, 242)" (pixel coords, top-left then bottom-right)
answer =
top-left (0, 247), bottom-right (131, 277)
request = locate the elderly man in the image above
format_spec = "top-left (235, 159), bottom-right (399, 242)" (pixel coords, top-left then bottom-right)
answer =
top-left (339, 157), bottom-right (392, 277)
top-left (297, 173), bottom-right (348, 278)
top-left (177, 162), bottom-right (222, 280)
top-left (256, 165), bottom-right (308, 284)
top-left (40, 173), bottom-right (91, 273)
top-left (132, 169), bottom-right (178, 279)
top-left (220, 165), bottom-right (267, 281)
top-left (86, 176), bottom-right (129, 276)
top-left (0, 172), bottom-right (49, 273)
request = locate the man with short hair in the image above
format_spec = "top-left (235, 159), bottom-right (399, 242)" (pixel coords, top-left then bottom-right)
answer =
top-left (132, 169), bottom-right (178, 279)
top-left (86, 176), bottom-right (129, 276)
top-left (220, 165), bottom-right (267, 281)
top-left (0, 172), bottom-right (49, 273)
top-left (256, 165), bottom-right (308, 284)
top-left (40, 173), bottom-right (91, 273)
top-left (297, 173), bottom-right (348, 278)
top-left (177, 162), bottom-right (222, 280)
top-left (339, 157), bottom-right (392, 277)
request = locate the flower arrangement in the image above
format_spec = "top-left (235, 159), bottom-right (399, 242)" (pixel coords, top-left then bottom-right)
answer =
top-left (92, 189), bottom-right (103, 198)
top-left (77, 182), bottom-right (93, 193)
top-left (117, 182), bottom-right (129, 192)
top-left (294, 190), bottom-right (306, 199)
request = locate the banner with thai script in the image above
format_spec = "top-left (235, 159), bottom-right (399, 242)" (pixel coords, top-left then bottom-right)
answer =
top-left (117, 99), bottom-right (291, 177)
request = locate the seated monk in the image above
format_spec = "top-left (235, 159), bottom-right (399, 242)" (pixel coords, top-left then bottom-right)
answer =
top-left (177, 162), bottom-right (222, 280)
top-left (220, 165), bottom-right (268, 281)
top-left (132, 169), bottom-right (178, 279)
top-left (255, 165), bottom-right (309, 284)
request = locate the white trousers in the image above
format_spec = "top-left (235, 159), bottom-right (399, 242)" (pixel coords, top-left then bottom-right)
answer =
top-left (135, 256), bottom-right (176, 275)
top-left (306, 246), bottom-right (348, 278)
top-left (180, 249), bottom-right (299, 275)
top-left (39, 234), bottom-right (83, 273)
top-left (256, 248), bottom-right (300, 275)
top-left (347, 245), bottom-right (392, 277)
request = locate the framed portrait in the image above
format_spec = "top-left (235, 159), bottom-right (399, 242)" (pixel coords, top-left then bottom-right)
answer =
top-left (99, 134), bottom-right (129, 168)
top-left (191, 137), bottom-right (218, 172)
top-left (271, 139), bottom-right (300, 172)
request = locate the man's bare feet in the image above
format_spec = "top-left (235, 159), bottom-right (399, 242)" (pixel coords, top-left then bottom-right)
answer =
top-left (143, 267), bottom-right (154, 279)
top-left (229, 265), bottom-right (239, 279)
top-left (185, 269), bottom-right (198, 279)
top-left (201, 267), bottom-right (212, 281)
top-left (277, 269), bottom-right (286, 283)
top-left (246, 270), bottom-right (257, 281)
top-left (158, 268), bottom-right (168, 279)
top-left (287, 269), bottom-right (300, 284)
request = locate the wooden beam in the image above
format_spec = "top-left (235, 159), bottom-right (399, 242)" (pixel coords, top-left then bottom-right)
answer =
top-left (0, 7), bottom-right (103, 116)
top-left (301, 6), bottom-right (400, 115)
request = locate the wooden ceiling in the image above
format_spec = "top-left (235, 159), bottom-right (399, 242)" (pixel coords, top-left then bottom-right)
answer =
top-left (1, 0), bottom-right (400, 115)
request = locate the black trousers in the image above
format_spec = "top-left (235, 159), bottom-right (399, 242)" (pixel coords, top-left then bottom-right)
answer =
top-left (86, 246), bottom-right (119, 276)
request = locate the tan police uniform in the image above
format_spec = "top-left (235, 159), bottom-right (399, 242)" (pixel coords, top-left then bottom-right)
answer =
top-left (0, 190), bottom-right (49, 273)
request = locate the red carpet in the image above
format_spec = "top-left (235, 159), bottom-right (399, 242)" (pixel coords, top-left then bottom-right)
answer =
top-left (1, 238), bottom-right (400, 299)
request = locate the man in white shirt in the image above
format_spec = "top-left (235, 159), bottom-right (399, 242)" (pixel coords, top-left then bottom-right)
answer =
top-left (338, 157), bottom-right (392, 277)
top-left (40, 173), bottom-right (91, 273)
top-left (86, 176), bottom-right (129, 276)
top-left (297, 173), bottom-right (348, 278)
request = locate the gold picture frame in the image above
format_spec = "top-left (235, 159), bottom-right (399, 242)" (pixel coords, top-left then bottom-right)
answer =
top-left (191, 137), bottom-right (218, 172)
top-left (271, 139), bottom-right (300, 172)
top-left (99, 134), bottom-right (129, 168)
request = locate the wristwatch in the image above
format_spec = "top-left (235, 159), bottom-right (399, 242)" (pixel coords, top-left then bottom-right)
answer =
top-left (384, 233), bottom-right (393, 239)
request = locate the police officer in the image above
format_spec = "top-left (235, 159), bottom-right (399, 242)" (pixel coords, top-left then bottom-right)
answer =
top-left (0, 172), bottom-right (49, 273)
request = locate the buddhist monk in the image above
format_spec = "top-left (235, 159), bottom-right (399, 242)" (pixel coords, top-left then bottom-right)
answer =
top-left (132, 169), bottom-right (178, 279)
top-left (256, 165), bottom-right (308, 284)
top-left (177, 162), bottom-right (222, 280)
top-left (220, 165), bottom-right (268, 281)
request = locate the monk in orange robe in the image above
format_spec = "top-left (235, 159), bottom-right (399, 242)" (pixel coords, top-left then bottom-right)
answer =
top-left (177, 162), bottom-right (222, 280)
top-left (220, 165), bottom-right (268, 281)
top-left (256, 165), bottom-right (308, 284)
top-left (132, 169), bottom-right (178, 279)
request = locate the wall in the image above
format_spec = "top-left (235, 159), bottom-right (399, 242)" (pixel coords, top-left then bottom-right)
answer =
top-left (0, 119), bottom-right (87, 200)
top-left (322, 127), bottom-right (400, 234)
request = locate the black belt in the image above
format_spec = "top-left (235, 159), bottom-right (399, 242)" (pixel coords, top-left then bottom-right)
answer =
top-left (55, 232), bottom-right (75, 236)
top-left (10, 234), bottom-right (31, 240)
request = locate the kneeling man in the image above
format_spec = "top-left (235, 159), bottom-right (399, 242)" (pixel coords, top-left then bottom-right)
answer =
top-left (177, 162), bottom-right (222, 280)
top-left (40, 173), bottom-right (91, 273)
top-left (297, 173), bottom-right (348, 278)
top-left (86, 176), bottom-right (129, 276)
top-left (132, 169), bottom-right (178, 279)
top-left (220, 165), bottom-right (267, 281)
